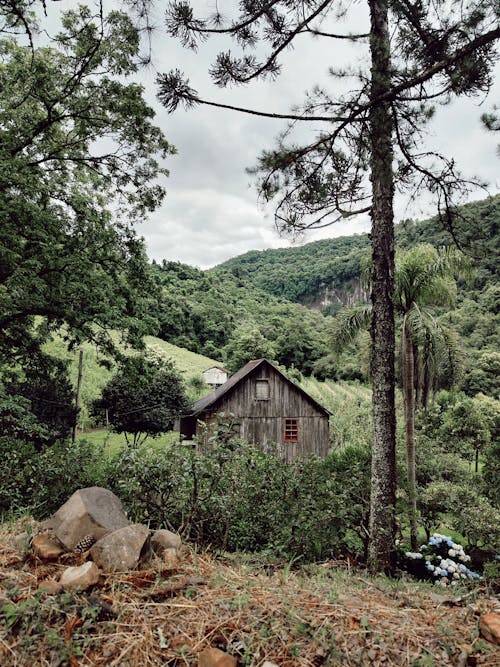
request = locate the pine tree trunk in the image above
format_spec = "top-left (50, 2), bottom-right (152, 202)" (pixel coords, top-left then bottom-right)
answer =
top-left (367, 0), bottom-right (397, 575)
top-left (402, 319), bottom-right (418, 549)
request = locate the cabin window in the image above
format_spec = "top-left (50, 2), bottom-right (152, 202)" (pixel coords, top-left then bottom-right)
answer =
top-left (255, 379), bottom-right (270, 400)
top-left (284, 418), bottom-right (299, 442)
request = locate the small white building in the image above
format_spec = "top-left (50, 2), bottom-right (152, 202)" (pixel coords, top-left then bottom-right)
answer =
top-left (202, 366), bottom-right (229, 387)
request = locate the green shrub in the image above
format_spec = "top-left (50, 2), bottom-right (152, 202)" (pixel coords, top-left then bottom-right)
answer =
top-left (105, 437), bottom-right (372, 562)
top-left (0, 437), bottom-right (108, 519)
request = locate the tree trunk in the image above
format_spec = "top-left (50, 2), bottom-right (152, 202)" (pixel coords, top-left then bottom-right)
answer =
top-left (71, 347), bottom-right (84, 445)
top-left (414, 343), bottom-right (421, 409)
top-left (421, 358), bottom-right (430, 410)
top-left (367, 0), bottom-right (397, 575)
top-left (402, 318), bottom-right (418, 549)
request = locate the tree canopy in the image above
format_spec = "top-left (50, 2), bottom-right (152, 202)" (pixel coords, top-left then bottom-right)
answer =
top-left (0, 2), bottom-right (173, 367)
top-left (91, 355), bottom-right (188, 447)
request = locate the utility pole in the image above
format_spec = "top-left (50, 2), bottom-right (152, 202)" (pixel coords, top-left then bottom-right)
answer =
top-left (71, 347), bottom-right (84, 444)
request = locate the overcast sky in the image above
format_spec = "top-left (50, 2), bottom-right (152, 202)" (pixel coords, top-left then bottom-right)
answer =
top-left (42, 1), bottom-right (500, 269)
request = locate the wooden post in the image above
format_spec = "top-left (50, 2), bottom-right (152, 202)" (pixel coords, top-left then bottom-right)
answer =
top-left (72, 347), bottom-right (84, 444)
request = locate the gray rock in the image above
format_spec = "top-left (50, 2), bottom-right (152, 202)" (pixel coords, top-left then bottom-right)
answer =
top-left (90, 524), bottom-right (150, 572)
top-left (151, 529), bottom-right (182, 554)
top-left (50, 487), bottom-right (129, 550)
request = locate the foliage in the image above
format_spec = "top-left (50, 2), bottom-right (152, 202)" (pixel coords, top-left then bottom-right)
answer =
top-left (104, 437), bottom-right (373, 562)
top-left (216, 236), bottom-right (371, 306)
top-left (0, 437), bottom-right (106, 519)
top-left (2, 352), bottom-right (74, 449)
top-left (214, 195), bottom-right (500, 319)
top-left (92, 355), bottom-right (188, 446)
top-left (418, 391), bottom-right (500, 471)
top-left (0, 2), bottom-right (171, 368)
top-left (223, 323), bottom-right (276, 372)
top-left (438, 395), bottom-right (493, 468)
top-left (482, 437), bottom-right (500, 507)
top-left (0, 386), bottom-right (48, 445)
top-left (151, 260), bottom-right (330, 375)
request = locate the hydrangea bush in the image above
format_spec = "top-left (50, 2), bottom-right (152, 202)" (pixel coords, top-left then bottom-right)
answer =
top-left (401, 533), bottom-right (480, 586)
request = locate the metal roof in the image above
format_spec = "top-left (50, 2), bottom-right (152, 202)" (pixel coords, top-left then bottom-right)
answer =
top-left (187, 358), bottom-right (330, 417)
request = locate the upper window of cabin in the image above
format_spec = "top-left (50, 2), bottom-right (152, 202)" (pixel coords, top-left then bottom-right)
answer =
top-left (284, 418), bottom-right (299, 442)
top-left (255, 379), bottom-right (270, 400)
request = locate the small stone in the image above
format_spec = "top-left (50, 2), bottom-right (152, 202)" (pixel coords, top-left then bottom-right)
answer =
top-left (198, 648), bottom-right (237, 667)
top-left (479, 612), bottom-right (500, 645)
top-left (261, 662), bottom-right (280, 667)
top-left (90, 524), bottom-right (150, 572)
top-left (163, 547), bottom-right (180, 570)
top-left (37, 579), bottom-right (63, 595)
top-left (32, 533), bottom-right (65, 560)
top-left (60, 561), bottom-right (100, 592)
top-left (13, 532), bottom-right (31, 555)
top-left (151, 529), bottom-right (182, 554)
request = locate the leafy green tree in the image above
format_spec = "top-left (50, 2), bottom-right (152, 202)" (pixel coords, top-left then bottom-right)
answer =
top-left (3, 353), bottom-right (75, 449)
top-left (395, 245), bottom-right (469, 546)
top-left (0, 3), bottom-right (172, 368)
top-left (223, 323), bottom-right (275, 372)
top-left (462, 350), bottom-right (500, 397)
top-left (92, 356), bottom-right (188, 447)
top-left (439, 394), bottom-right (495, 473)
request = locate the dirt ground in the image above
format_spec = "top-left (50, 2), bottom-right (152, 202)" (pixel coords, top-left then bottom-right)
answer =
top-left (0, 520), bottom-right (499, 666)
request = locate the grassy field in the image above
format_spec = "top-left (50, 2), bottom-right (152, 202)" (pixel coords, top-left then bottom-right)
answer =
top-left (300, 377), bottom-right (373, 448)
top-left (45, 333), bottom-right (381, 449)
top-left (77, 428), bottom-right (179, 457)
top-left (44, 334), bottom-right (219, 429)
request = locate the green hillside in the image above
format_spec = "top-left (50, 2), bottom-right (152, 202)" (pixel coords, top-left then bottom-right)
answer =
top-left (214, 194), bottom-right (500, 310)
top-left (214, 233), bottom-right (371, 306)
top-left (43, 334), bottom-right (220, 428)
top-left (150, 260), bottom-right (332, 375)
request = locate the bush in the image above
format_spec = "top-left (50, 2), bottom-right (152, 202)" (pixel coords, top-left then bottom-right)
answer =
top-left (0, 437), bottom-right (108, 519)
top-left (400, 533), bottom-right (480, 586)
top-left (106, 437), bottom-right (372, 562)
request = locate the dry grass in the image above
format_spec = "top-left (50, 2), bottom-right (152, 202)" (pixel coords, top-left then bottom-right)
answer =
top-left (1, 520), bottom-right (498, 666)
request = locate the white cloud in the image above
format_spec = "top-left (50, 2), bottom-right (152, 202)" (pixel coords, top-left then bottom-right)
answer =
top-left (39, 1), bottom-right (500, 268)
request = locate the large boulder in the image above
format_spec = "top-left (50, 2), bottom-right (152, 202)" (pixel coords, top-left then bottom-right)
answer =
top-left (49, 487), bottom-right (129, 551)
top-left (90, 524), bottom-right (150, 572)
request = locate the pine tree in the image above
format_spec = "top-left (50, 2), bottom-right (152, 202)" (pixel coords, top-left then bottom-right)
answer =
top-left (158, 0), bottom-right (499, 572)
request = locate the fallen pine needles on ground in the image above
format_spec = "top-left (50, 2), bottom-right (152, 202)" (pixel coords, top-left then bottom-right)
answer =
top-left (0, 520), bottom-right (499, 666)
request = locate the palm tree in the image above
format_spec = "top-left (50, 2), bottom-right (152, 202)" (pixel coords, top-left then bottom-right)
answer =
top-left (334, 244), bottom-right (469, 548)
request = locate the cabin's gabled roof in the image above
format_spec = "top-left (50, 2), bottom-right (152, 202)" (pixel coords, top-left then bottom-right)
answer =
top-left (187, 358), bottom-right (330, 417)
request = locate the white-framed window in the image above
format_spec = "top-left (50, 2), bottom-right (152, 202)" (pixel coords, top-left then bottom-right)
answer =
top-left (255, 379), bottom-right (270, 400)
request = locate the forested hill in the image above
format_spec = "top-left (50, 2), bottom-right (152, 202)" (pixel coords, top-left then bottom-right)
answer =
top-left (213, 234), bottom-right (371, 310)
top-left (214, 195), bottom-right (500, 312)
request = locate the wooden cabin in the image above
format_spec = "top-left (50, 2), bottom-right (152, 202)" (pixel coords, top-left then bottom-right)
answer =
top-left (179, 359), bottom-right (330, 461)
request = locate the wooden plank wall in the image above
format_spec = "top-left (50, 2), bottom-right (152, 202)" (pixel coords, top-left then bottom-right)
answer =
top-left (195, 363), bottom-right (330, 460)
